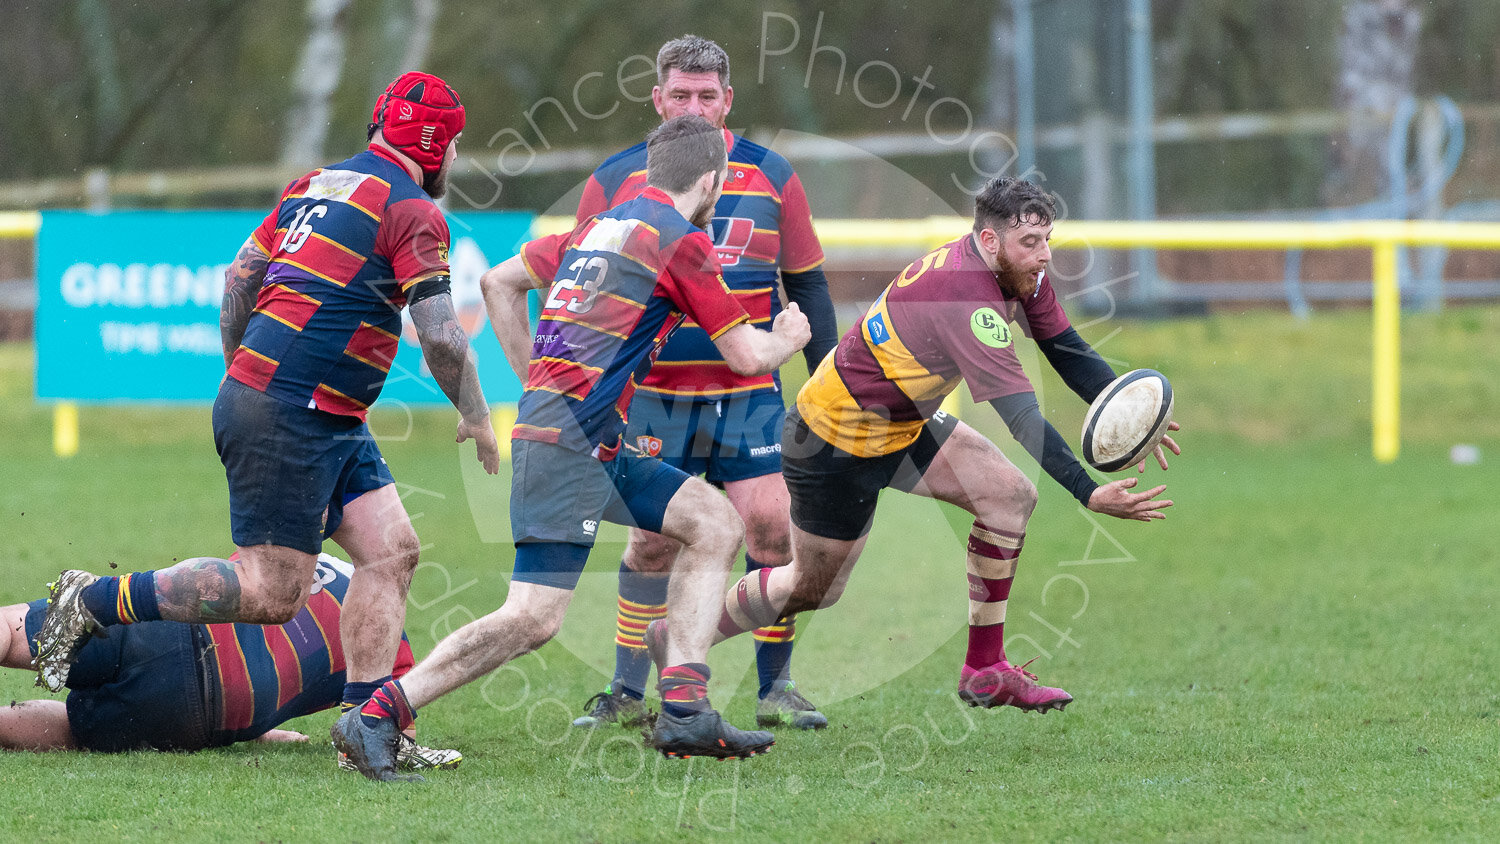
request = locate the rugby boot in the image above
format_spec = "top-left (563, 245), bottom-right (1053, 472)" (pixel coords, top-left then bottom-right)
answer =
top-left (32, 570), bottom-right (102, 693)
top-left (330, 709), bottom-right (425, 783)
top-left (338, 733), bottom-right (462, 773)
top-left (957, 659), bottom-right (1073, 712)
top-left (650, 707), bottom-right (775, 760)
top-left (571, 684), bottom-right (649, 729)
top-left (756, 680), bottom-right (829, 730)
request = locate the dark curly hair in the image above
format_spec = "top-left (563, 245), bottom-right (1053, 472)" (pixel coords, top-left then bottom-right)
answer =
top-left (973, 177), bottom-right (1056, 234)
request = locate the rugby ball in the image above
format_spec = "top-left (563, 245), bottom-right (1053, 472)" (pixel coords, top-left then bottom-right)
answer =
top-left (1080, 369), bottom-right (1174, 472)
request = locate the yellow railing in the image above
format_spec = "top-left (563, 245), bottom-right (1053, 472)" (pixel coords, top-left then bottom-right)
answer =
top-left (11, 211), bottom-right (1500, 463)
top-left (543, 216), bottom-right (1500, 463)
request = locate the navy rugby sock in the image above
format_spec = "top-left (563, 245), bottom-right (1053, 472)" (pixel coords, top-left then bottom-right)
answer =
top-left (611, 562), bottom-right (669, 700)
top-left (80, 572), bottom-right (160, 626)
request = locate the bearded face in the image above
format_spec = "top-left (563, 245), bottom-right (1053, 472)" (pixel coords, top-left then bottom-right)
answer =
top-left (987, 217), bottom-right (1052, 299)
top-left (994, 251), bottom-right (1042, 300)
top-left (422, 158), bottom-right (450, 200)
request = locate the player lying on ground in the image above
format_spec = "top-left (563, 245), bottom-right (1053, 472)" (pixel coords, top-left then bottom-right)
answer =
top-left (330, 115), bottom-right (810, 781)
top-left (1, 554), bottom-right (458, 771)
top-left (570, 34), bottom-right (838, 733)
top-left (647, 176), bottom-right (1181, 712)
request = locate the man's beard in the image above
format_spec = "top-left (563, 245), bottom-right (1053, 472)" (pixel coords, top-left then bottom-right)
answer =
top-left (422, 159), bottom-right (451, 199)
top-left (994, 252), bottom-right (1040, 299)
top-left (690, 192), bottom-right (716, 228)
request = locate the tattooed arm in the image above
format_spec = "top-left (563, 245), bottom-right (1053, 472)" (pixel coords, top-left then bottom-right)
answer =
top-left (220, 237), bottom-right (271, 369)
top-left (409, 291), bottom-right (501, 474)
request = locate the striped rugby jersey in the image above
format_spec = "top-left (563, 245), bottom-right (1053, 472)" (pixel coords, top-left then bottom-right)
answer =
top-left (207, 555), bottom-right (415, 743)
top-left (577, 129), bottom-right (823, 400)
top-left (516, 187), bottom-right (751, 455)
top-left (228, 146), bottom-right (451, 420)
top-left (797, 234), bottom-right (1072, 458)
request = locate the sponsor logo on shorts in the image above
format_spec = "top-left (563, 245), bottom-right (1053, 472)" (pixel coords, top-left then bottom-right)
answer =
top-left (749, 444), bottom-right (781, 457)
top-left (969, 307), bottom-right (1012, 349)
top-left (582, 520), bottom-right (598, 535)
top-left (636, 435), bottom-right (662, 457)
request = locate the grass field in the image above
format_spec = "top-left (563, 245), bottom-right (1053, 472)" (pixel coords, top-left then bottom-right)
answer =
top-left (1, 307), bottom-right (1498, 842)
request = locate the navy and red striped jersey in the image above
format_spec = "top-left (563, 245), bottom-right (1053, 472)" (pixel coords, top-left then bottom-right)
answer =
top-left (228, 146), bottom-right (451, 420)
top-left (207, 554), bottom-right (415, 743)
top-left (576, 129), bottom-right (823, 400)
top-left (516, 187), bottom-right (751, 455)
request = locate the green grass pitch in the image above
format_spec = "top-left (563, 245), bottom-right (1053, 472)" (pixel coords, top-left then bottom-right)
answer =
top-left (0, 307), bottom-right (1497, 841)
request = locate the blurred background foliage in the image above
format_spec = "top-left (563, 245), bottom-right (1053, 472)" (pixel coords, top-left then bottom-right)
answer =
top-left (4, 0), bottom-right (1500, 215)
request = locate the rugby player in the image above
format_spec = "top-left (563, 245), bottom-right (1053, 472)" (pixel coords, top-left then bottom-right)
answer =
top-left (649, 177), bottom-right (1180, 712)
top-left (33, 73), bottom-right (499, 742)
top-left (331, 115), bottom-right (810, 781)
top-left (3, 554), bottom-right (459, 772)
top-left (572, 34), bottom-right (837, 733)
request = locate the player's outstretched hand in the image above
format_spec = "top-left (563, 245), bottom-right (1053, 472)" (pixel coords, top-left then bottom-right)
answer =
top-left (1136, 420), bottom-right (1182, 473)
top-left (254, 729), bottom-right (310, 743)
top-left (773, 301), bottom-right (811, 350)
top-left (1088, 477), bottom-right (1172, 522)
top-left (457, 415), bottom-right (501, 474)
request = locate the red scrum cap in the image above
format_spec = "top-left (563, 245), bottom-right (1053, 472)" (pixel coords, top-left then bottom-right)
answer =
top-left (370, 71), bottom-right (465, 175)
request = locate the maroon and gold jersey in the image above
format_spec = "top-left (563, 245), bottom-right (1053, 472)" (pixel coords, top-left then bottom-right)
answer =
top-left (797, 234), bottom-right (1071, 457)
top-left (577, 129), bottom-right (823, 400)
top-left (228, 146), bottom-right (450, 420)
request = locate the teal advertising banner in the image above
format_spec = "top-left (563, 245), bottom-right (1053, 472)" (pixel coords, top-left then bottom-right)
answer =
top-left (35, 210), bottom-right (535, 406)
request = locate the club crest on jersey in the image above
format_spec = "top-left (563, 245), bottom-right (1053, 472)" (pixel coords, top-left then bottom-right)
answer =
top-left (970, 307), bottom-right (1012, 349)
top-left (636, 435), bottom-right (663, 457)
top-left (709, 216), bottom-right (755, 266)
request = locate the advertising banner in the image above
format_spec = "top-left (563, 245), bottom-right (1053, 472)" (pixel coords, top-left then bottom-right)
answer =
top-left (35, 210), bottom-right (534, 407)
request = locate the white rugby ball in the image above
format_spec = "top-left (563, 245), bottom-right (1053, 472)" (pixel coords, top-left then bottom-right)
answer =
top-left (1080, 369), bottom-right (1174, 472)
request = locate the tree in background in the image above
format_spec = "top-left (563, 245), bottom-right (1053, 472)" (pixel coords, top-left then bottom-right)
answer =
top-left (1325, 0), bottom-right (1422, 206)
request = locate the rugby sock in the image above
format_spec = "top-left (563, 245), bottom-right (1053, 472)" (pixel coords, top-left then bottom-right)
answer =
top-left (716, 567), bottom-right (780, 642)
top-left (964, 522), bottom-right (1023, 669)
top-left (341, 677), bottom-right (388, 713)
top-left (747, 554), bottom-right (798, 698)
top-left (659, 663), bottom-right (712, 718)
top-left (80, 572), bottom-right (161, 626)
top-left (612, 563), bottom-right (669, 700)
top-left (359, 678), bottom-right (416, 731)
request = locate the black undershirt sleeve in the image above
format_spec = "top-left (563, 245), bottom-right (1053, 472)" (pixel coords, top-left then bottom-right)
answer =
top-left (1036, 326), bottom-right (1117, 403)
top-left (405, 274), bottom-right (452, 307)
top-left (780, 267), bottom-right (840, 371)
top-left (990, 392), bottom-right (1099, 507)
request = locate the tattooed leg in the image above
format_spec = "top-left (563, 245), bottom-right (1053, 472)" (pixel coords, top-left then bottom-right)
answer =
top-left (153, 558), bottom-right (243, 623)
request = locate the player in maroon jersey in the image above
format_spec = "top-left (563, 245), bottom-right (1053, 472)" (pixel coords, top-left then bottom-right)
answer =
top-left (572, 34), bottom-right (836, 734)
top-left (646, 177), bottom-right (1180, 712)
top-left (33, 74), bottom-right (499, 764)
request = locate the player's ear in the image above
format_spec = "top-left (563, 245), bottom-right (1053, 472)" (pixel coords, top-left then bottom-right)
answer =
top-left (651, 85), bottom-right (667, 119)
top-left (722, 85), bottom-right (733, 116)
